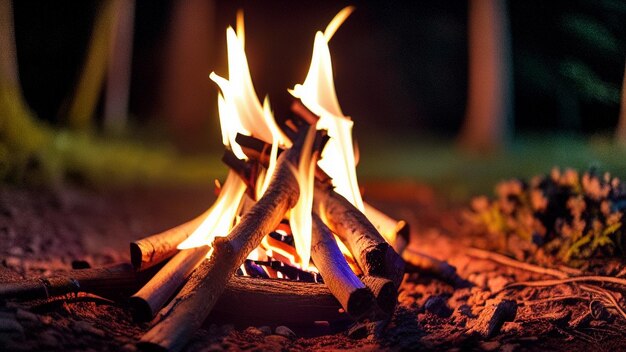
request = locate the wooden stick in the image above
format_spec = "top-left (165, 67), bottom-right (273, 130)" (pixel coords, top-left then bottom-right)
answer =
top-left (0, 263), bottom-right (136, 301)
top-left (129, 246), bottom-right (210, 322)
top-left (0, 265), bottom-right (348, 324)
top-left (314, 180), bottom-right (405, 288)
top-left (130, 210), bottom-right (209, 271)
top-left (138, 129), bottom-right (312, 352)
top-left (212, 275), bottom-right (346, 324)
top-left (360, 275), bottom-right (397, 318)
top-left (363, 202), bottom-right (410, 255)
top-left (224, 136), bottom-right (406, 288)
top-left (311, 213), bottom-right (375, 319)
top-left (403, 249), bottom-right (458, 283)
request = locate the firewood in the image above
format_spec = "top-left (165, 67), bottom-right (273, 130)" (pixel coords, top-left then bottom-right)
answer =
top-left (314, 180), bottom-right (405, 288)
top-left (310, 213), bottom-right (375, 319)
top-left (138, 129), bottom-right (315, 352)
top-left (213, 275), bottom-right (346, 325)
top-left (0, 263), bottom-right (136, 301)
top-left (224, 135), bottom-right (406, 288)
top-left (0, 264), bottom-right (348, 325)
top-left (129, 246), bottom-right (210, 322)
top-left (363, 202), bottom-right (410, 255)
top-left (130, 211), bottom-right (210, 271)
top-left (403, 249), bottom-right (458, 283)
top-left (360, 275), bottom-right (397, 318)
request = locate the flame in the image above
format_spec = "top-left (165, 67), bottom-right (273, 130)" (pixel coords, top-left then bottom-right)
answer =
top-left (211, 17), bottom-right (289, 199)
top-left (288, 126), bottom-right (318, 270)
top-left (181, 15), bottom-right (287, 250)
top-left (178, 171), bottom-right (246, 249)
top-left (289, 7), bottom-right (364, 212)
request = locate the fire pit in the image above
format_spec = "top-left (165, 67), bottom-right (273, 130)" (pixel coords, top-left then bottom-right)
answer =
top-left (2, 7), bottom-right (413, 352)
top-left (3, 3), bottom-right (626, 352)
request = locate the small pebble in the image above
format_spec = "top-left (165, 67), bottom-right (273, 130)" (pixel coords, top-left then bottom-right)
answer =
top-left (265, 335), bottom-right (290, 344)
top-left (424, 295), bottom-right (453, 318)
top-left (480, 341), bottom-right (501, 351)
top-left (15, 309), bottom-right (39, 323)
top-left (204, 343), bottom-right (224, 352)
top-left (5, 257), bottom-right (21, 268)
top-left (40, 315), bottom-right (53, 325)
top-left (72, 321), bottom-right (105, 337)
top-left (274, 325), bottom-right (296, 339)
top-left (244, 326), bottom-right (264, 336)
top-left (219, 324), bottom-right (235, 335)
top-left (39, 330), bottom-right (59, 347)
top-left (258, 326), bottom-right (272, 335)
top-left (8, 247), bottom-right (24, 256)
top-left (0, 318), bottom-right (24, 334)
top-left (120, 343), bottom-right (137, 352)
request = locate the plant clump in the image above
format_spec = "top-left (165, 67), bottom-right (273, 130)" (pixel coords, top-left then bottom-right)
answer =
top-left (464, 168), bottom-right (626, 267)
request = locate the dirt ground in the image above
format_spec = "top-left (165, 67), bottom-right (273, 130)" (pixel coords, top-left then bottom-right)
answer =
top-left (1, 183), bottom-right (625, 351)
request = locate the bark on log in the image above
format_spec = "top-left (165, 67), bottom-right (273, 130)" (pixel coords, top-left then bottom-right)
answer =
top-left (130, 246), bottom-right (210, 322)
top-left (0, 263), bottom-right (136, 301)
top-left (138, 130), bottom-right (310, 352)
top-left (130, 210), bottom-right (209, 271)
top-left (314, 181), bottom-right (405, 288)
top-left (214, 275), bottom-right (346, 324)
top-left (0, 265), bottom-right (347, 325)
top-left (311, 213), bottom-right (375, 319)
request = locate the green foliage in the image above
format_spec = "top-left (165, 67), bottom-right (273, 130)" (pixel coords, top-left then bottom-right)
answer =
top-left (465, 168), bottom-right (626, 266)
top-left (560, 59), bottom-right (621, 104)
top-left (560, 14), bottom-right (622, 55)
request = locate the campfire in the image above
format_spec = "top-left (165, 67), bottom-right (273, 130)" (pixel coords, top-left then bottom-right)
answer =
top-left (0, 7), bottom-right (433, 351)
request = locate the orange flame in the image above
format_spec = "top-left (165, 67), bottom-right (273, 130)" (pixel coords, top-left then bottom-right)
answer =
top-left (289, 6), bottom-right (364, 212)
top-left (288, 126), bottom-right (318, 269)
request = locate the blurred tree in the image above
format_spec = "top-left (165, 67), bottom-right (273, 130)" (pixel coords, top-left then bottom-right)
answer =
top-left (616, 62), bottom-right (626, 145)
top-left (458, 0), bottom-right (513, 152)
top-left (63, 0), bottom-right (118, 130)
top-left (104, 0), bottom-right (135, 133)
top-left (156, 0), bottom-right (216, 150)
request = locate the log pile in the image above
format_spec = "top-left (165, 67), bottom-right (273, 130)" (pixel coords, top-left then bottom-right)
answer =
top-left (0, 9), bottom-right (427, 352)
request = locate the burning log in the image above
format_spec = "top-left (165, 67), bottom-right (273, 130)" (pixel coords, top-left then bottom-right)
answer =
top-left (314, 180), bottom-right (405, 288)
top-left (310, 212), bottom-right (375, 319)
top-left (129, 246), bottom-right (210, 322)
top-left (0, 263), bottom-right (136, 301)
top-left (227, 134), bottom-right (407, 288)
top-left (130, 211), bottom-right (210, 271)
top-left (138, 129), bottom-right (315, 352)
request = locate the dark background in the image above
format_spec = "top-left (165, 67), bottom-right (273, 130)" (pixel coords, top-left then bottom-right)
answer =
top-left (11, 0), bottom-right (625, 149)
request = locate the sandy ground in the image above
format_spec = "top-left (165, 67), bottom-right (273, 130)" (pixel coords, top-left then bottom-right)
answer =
top-left (1, 183), bottom-right (624, 351)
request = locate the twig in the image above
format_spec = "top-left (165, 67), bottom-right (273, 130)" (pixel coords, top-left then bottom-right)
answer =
top-left (505, 276), bottom-right (626, 289)
top-left (465, 247), bottom-right (571, 279)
